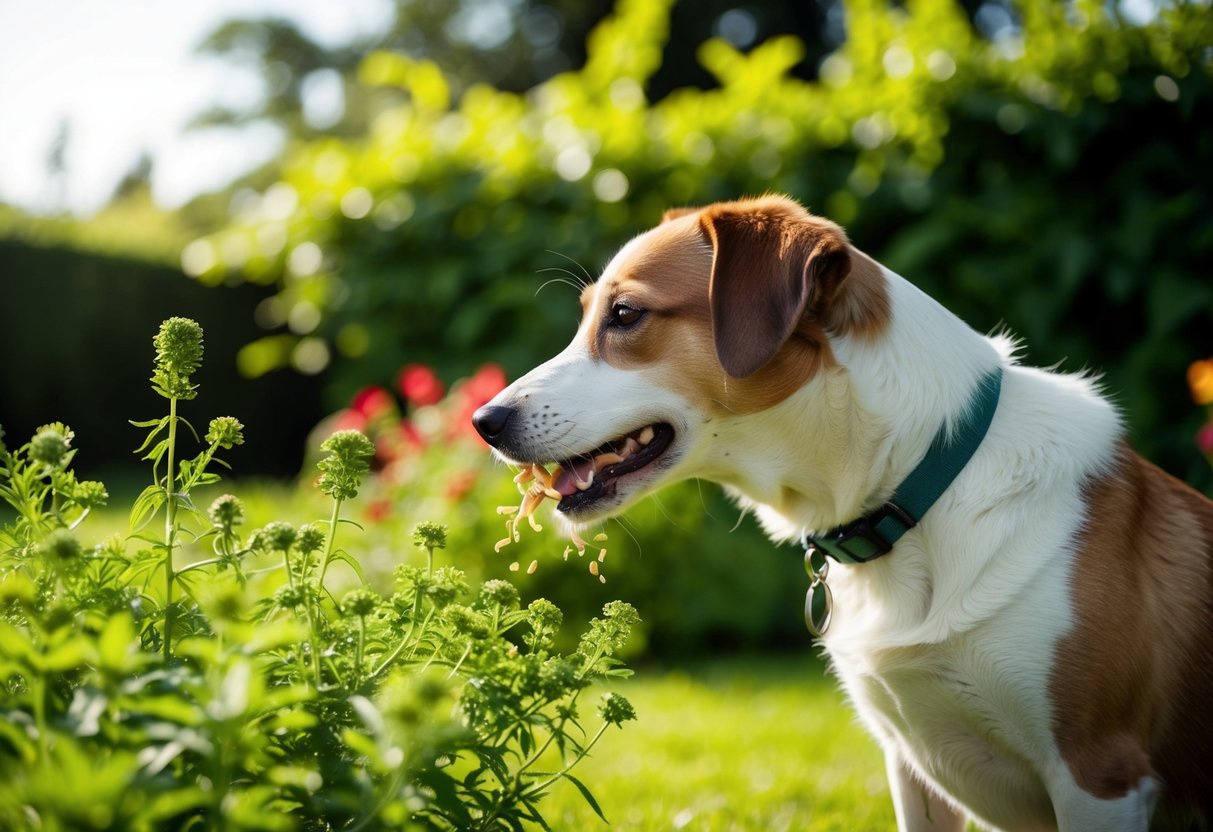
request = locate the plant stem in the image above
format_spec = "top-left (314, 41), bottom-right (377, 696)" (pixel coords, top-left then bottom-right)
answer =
top-left (163, 396), bottom-right (179, 662)
top-left (522, 722), bottom-right (611, 799)
top-left (316, 497), bottom-right (343, 588)
top-left (355, 614), bottom-right (366, 688)
top-left (306, 497), bottom-right (343, 689)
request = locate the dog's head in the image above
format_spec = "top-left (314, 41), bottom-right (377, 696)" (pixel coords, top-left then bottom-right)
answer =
top-left (472, 195), bottom-right (889, 527)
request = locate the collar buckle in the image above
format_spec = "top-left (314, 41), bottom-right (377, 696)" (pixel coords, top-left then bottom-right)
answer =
top-left (807, 501), bottom-right (917, 565)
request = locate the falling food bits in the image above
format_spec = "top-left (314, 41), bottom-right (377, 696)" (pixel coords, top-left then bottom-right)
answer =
top-left (493, 462), bottom-right (611, 582)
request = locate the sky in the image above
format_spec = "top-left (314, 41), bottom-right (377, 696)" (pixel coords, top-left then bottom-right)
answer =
top-left (0, 0), bottom-right (392, 215)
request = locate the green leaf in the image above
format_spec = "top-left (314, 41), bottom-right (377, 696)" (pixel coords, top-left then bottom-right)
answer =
top-left (244, 620), bottom-right (310, 654)
top-left (129, 484), bottom-right (166, 531)
top-left (98, 613), bottom-right (140, 675)
top-left (127, 695), bottom-right (205, 727)
top-left (131, 419), bottom-right (170, 452)
top-left (326, 549), bottom-right (367, 584)
top-left (562, 773), bottom-right (609, 823)
top-left (0, 620), bottom-right (35, 666)
top-left (341, 727), bottom-right (380, 762)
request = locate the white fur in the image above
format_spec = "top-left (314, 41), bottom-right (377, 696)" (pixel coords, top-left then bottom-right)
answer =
top-left (486, 237), bottom-right (1156, 830)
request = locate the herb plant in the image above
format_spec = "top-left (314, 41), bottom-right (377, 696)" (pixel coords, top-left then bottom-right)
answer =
top-left (0, 317), bottom-right (637, 830)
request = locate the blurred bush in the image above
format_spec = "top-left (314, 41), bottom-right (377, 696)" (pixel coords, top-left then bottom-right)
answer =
top-left (190, 0), bottom-right (1212, 489)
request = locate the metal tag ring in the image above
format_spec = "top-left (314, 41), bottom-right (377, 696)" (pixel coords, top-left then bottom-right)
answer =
top-left (804, 543), bottom-right (829, 583)
top-left (804, 579), bottom-right (833, 638)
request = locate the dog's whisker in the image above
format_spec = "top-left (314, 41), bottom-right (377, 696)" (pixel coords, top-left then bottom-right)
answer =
top-left (545, 249), bottom-right (594, 287)
top-left (535, 266), bottom-right (590, 294)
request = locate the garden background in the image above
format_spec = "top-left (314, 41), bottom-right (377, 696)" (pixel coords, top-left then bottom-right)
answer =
top-left (2, 0), bottom-right (1211, 828)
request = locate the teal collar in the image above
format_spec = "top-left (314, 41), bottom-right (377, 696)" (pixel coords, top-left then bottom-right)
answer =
top-left (805, 368), bottom-right (1004, 565)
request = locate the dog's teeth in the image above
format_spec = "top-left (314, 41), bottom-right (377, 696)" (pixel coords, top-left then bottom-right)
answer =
top-left (594, 452), bottom-right (624, 471)
top-left (621, 438), bottom-right (641, 457)
top-left (576, 469), bottom-right (595, 490)
top-left (638, 425), bottom-right (654, 445)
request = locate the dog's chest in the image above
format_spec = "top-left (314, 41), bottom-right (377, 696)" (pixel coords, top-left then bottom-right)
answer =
top-left (826, 615), bottom-right (1068, 829)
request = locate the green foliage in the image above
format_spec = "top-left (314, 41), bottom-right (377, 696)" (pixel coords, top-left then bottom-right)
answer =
top-left (0, 319), bottom-right (638, 830)
top-left (193, 0), bottom-right (1212, 489)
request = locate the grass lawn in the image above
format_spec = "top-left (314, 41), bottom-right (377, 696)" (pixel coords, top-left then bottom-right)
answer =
top-left (542, 654), bottom-right (895, 831)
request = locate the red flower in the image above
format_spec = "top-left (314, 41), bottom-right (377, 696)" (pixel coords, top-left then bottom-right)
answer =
top-left (449, 364), bottom-right (509, 444)
top-left (377, 419), bottom-right (425, 462)
top-left (398, 364), bottom-right (445, 407)
top-left (331, 408), bottom-right (368, 433)
top-left (352, 386), bottom-right (395, 419)
top-left (1198, 422), bottom-right (1213, 456)
top-left (445, 469), bottom-right (478, 502)
top-left (464, 363), bottom-right (507, 406)
top-left (364, 498), bottom-right (392, 524)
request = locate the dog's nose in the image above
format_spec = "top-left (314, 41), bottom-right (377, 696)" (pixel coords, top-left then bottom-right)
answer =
top-left (472, 404), bottom-right (515, 446)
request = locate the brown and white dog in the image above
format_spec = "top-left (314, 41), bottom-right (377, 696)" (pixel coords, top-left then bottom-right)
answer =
top-left (471, 195), bottom-right (1213, 831)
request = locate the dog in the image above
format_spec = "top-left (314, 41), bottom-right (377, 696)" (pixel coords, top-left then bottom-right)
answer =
top-left (471, 195), bottom-right (1213, 831)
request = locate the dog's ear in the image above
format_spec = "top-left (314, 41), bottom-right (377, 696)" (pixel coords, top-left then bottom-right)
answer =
top-left (701, 198), bottom-right (851, 378)
top-left (661, 206), bottom-right (700, 224)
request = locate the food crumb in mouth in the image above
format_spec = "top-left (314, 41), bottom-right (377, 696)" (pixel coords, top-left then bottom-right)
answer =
top-left (495, 462), bottom-right (609, 581)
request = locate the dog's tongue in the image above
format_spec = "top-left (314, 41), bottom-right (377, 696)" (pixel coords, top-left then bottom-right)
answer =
top-left (552, 460), bottom-right (595, 496)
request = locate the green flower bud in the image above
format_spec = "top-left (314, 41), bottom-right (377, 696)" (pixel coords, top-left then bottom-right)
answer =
top-left (274, 584), bottom-right (307, 610)
top-left (579, 601), bottom-right (641, 657)
top-left (528, 598), bottom-right (563, 633)
top-left (250, 521), bottom-right (296, 553)
top-left (477, 579), bottom-right (520, 611)
top-left (342, 588), bottom-right (379, 617)
top-left (205, 416), bottom-right (244, 449)
top-left (538, 657), bottom-right (581, 699)
top-left (427, 567), bottom-right (468, 609)
top-left (442, 604), bottom-right (489, 638)
top-left (296, 523), bottom-right (325, 555)
top-left (73, 480), bottom-right (109, 510)
top-left (152, 317), bottom-right (203, 400)
top-left (208, 494), bottom-right (245, 530)
top-left (30, 423), bottom-right (74, 467)
top-left (317, 430), bottom-right (375, 500)
top-left (378, 668), bottom-right (453, 727)
top-left (598, 692), bottom-right (637, 726)
top-left (0, 423), bottom-right (7, 454)
top-left (39, 528), bottom-right (83, 563)
top-left (412, 521), bottom-right (447, 552)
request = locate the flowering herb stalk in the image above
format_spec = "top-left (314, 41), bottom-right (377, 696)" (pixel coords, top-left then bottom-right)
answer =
top-left (129, 317), bottom-right (245, 660)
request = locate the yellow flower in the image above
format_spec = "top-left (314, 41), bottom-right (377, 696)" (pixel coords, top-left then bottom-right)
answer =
top-left (1188, 359), bottom-right (1213, 405)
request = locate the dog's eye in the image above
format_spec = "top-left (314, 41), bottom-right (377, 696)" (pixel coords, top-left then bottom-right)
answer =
top-left (609, 303), bottom-right (645, 329)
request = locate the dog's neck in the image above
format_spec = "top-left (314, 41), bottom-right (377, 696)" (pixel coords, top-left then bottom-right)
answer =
top-left (712, 264), bottom-right (1005, 543)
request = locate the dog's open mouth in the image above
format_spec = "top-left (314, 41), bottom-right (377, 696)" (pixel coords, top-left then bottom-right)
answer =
top-left (541, 423), bottom-right (675, 514)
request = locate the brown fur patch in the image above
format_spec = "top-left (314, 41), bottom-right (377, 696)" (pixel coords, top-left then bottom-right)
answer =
top-left (700, 196), bottom-right (852, 378)
top-left (1052, 444), bottom-right (1213, 813)
top-left (580, 197), bottom-right (890, 415)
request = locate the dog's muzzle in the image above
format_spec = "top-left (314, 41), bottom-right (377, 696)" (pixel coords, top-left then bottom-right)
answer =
top-left (472, 404), bottom-right (515, 446)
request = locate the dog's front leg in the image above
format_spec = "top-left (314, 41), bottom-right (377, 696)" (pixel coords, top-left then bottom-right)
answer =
top-left (1048, 774), bottom-right (1157, 832)
top-left (885, 751), bottom-right (966, 832)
